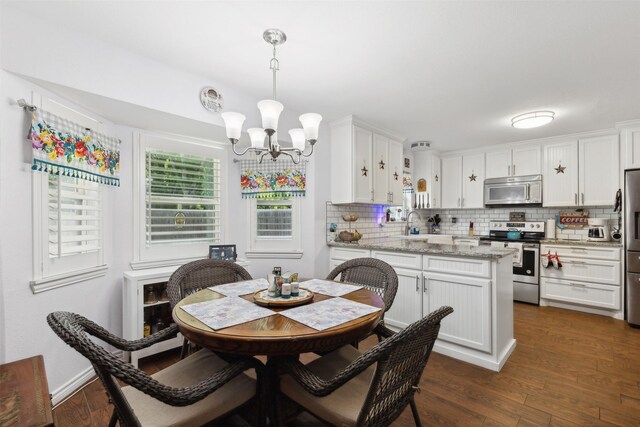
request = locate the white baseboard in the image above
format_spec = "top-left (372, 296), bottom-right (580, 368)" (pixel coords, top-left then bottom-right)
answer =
top-left (51, 350), bottom-right (123, 406)
top-left (51, 365), bottom-right (95, 406)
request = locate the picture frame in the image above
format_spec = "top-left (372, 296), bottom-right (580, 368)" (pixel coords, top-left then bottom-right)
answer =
top-left (208, 244), bottom-right (237, 261)
top-left (404, 157), bottom-right (410, 169)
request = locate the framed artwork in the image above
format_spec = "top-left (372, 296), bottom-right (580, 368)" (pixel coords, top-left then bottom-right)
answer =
top-left (404, 158), bottom-right (410, 169)
top-left (209, 244), bottom-right (237, 261)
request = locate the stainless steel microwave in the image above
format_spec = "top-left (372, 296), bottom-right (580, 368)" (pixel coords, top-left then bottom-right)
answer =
top-left (484, 175), bottom-right (542, 207)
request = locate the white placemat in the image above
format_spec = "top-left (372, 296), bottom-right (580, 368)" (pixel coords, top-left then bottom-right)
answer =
top-left (210, 278), bottom-right (269, 297)
top-left (279, 297), bottom-right (381, 331)
top-left (180, 296), bottom-right (275, 330)
top-left (299, 279), bottom-right (362, 297)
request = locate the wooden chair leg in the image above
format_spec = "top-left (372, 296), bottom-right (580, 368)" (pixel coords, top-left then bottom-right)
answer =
top-left (410, 397), bottom-right (422, 427)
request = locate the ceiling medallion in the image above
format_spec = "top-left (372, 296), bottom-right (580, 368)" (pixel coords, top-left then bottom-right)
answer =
top-left (554, 164), bottom-right (566, 174)
top-left (220, 29), bottom-right (322, 163)
top-left (361, 166), bottom-right (368, 176)
top-left (469, 173), bottom-right (477, 182)
top-left (200, 87), bottom-right (224, 113)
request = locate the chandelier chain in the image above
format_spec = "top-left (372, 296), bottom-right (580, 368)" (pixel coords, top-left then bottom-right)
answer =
top-left (270, 44), bottom-right (279, 100)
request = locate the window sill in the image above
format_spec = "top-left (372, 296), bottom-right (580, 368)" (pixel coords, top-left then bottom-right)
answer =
top-left (245, 250), bottom-right (303, 259)
top-left (130, 257), bottom-right (251, 270)
top-left (30, 265), bottom-right (108, 294)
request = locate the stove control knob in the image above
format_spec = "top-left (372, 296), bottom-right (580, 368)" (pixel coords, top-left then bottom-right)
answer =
top-left (536, 224), bottom-right (541, 228)
top-left (530, 224), bottom-right (534, 228)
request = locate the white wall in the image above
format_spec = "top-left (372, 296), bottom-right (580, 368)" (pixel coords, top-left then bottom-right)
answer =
top-left (0, 4), bottom-right (330, 396)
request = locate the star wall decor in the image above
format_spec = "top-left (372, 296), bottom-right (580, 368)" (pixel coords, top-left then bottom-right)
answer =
top-left (379, 160), bottom-right (385, 169)
top-left (393, 171), bottom-right (399, 181)
top-left (469, 173), bottom-right (477, 182)
top-left (555, 163), bottom-right (566, 174)
top-left (435, 174), bottom-right (439, 182)
top-left (361, 166), bottom-right (368, 176)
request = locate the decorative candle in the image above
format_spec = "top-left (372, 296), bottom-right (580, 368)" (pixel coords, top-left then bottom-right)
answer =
top-left (281, 283), bottom-right (291, 298)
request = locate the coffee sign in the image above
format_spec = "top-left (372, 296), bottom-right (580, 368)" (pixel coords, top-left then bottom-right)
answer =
top-left (558, 210), bottom-right (589, 228)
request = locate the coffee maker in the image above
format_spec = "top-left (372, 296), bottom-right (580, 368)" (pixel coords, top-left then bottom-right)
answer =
top-left (587, 218), bottom-right (611, 242)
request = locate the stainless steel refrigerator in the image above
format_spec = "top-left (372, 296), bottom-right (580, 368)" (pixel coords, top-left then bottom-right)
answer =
top-left (625, 169), bottom-right (640, 326)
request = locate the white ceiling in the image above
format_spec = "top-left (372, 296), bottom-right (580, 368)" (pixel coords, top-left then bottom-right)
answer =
top-left (6, 1), bottom-right (640, 151)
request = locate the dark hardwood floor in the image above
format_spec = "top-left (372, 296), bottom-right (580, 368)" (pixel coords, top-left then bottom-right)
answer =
top-left (53, 303), bottom-right (640, 426)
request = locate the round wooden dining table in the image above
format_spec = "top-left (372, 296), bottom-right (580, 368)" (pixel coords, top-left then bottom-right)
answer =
top-left (172, 284), bottom-right (384, 356)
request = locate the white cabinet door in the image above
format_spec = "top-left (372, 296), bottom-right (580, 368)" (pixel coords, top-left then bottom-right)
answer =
top-left (387, 139), bottom-right (404, 205)
top-left (579, 135), bottom-right (619, 206)
top-left (485, 150), bottom-right (511, 179)
top-left (441, 156), bottom-right (462, 208)
top-left (372, 133), bottom-right (389, 204)
top-left (431, 155), bottom-right (441, 208)
top-left (512, 146), bottom-right (541, 176)
top-left (543, 140), bottom-right (579, 207)
top-left (623, 125), bottom-right (640, 169)
top-left (385, 269), bottom-right (422, 330)
top-left (462, 153), bottom-right (485, 208)
top-left (424, 272), bottom-right (492, 352)
top-left (353, 126), bottom-right (373, 203)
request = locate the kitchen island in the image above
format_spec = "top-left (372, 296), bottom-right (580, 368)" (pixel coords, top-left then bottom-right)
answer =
top-left (328, 238), bottom-right (516, 372)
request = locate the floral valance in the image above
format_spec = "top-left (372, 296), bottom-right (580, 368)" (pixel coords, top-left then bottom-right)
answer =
top-left (239, 159), bottom-right (306, 198)
top-left (28, 108), bottom-right (121, 186)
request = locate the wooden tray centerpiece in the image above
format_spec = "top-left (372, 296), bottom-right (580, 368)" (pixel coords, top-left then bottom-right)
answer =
top-left (253, 288), bottom-right (314, 307)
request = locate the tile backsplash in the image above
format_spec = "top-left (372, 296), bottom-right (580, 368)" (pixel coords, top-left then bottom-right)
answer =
top-left (326, 202), bottom-right (620, 242)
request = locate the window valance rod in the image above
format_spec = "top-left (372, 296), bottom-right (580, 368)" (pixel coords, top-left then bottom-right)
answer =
top-left (17, 98), bottom-right (37, 111)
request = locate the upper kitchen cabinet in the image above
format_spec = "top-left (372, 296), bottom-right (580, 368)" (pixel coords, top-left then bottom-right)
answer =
top-left (441, 156), bottom-right (462, 208)
top-left (441, 153), bottom-right (484, 208)
top-left (485, 146), bottom-right (541, 179)
top-left (578, 134), bottom-right (619, 206)
top-left (462, 153), bottom-right (485, 208)
top-left (543, 135), bottom-right (619, 207)
top-left (411, 144), bottom-right (441, 208)
top-left (622, 123), bottom-right (640, 169)
top-left (330, 115), bottom-right (405, 204)
top-left (543, 140), bottom-right (579, 207)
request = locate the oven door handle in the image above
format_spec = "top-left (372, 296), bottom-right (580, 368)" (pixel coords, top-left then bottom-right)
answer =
top-left (526, 184), bottom-right (530, 201)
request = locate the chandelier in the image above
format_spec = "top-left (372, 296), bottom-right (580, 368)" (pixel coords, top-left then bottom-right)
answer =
top-left (221, 29), bottom-right (322, 163)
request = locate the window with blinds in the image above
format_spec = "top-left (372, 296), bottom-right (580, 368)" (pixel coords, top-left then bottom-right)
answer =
top-left (146, 149), bottom-right (221, 245)
top-left (48, 175), bottom-right (102, 257)
top-left (256, 197), bottom-right (293, 239)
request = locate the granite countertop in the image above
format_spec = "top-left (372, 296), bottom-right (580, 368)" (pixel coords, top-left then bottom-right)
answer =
top-left (328, 238), bottom-right (516, 260)
top-left (540, 239), bottom-right (623, 248)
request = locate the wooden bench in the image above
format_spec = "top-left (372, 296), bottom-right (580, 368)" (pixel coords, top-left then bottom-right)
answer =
top-left (0, 355), bottom-right (54, 426)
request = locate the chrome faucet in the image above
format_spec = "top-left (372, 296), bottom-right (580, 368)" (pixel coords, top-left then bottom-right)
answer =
top-left (404, 210), bottom-right (423, 235)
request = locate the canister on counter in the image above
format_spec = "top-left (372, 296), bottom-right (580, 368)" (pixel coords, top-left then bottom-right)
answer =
top-left (291, 282), bottom-right (299, 297)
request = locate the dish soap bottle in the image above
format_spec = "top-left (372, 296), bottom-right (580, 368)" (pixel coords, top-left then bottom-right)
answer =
top-left (469, 222), bottom-right (474, 237)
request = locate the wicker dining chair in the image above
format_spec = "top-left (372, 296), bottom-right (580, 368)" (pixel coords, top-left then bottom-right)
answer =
top-left (275, 306), bottom-right (453, 427)
top-left (47, 311), bottom-right (265, 427)
top-left (167, 259), bottom-right (253, 358)
top-left (326, 257), bottom-right (399, 341)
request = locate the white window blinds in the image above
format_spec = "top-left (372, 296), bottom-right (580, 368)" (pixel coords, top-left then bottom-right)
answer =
top-left (256, 198), bottom-right (293, 239)
top-left (146, 149), bottom-right (221, 245)
top-left (48, 175), bottom-right (102, 257)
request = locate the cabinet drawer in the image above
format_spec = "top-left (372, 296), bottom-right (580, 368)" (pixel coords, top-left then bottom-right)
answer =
top-left (372, 250), bottom-right (422, 270)
top-left (423, 255), bottom-right (491, 278)
top-left (330, 247), bottom-right (371, 261)
top-left (541, 245), bottom-right (620, 261)
top-left (540, 257), bottom-right (621, 286)
top-left (541, 278), bottom-right (621, 310)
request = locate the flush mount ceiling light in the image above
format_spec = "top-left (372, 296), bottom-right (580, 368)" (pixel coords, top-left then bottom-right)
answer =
top-left (511, 111), bottom-right (555, 129)
top-left (221, 29), bottom-right (322, 163)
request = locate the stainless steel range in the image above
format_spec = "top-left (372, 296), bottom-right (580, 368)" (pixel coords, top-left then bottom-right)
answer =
top-left (480, 221), bottom-right (545, 305)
